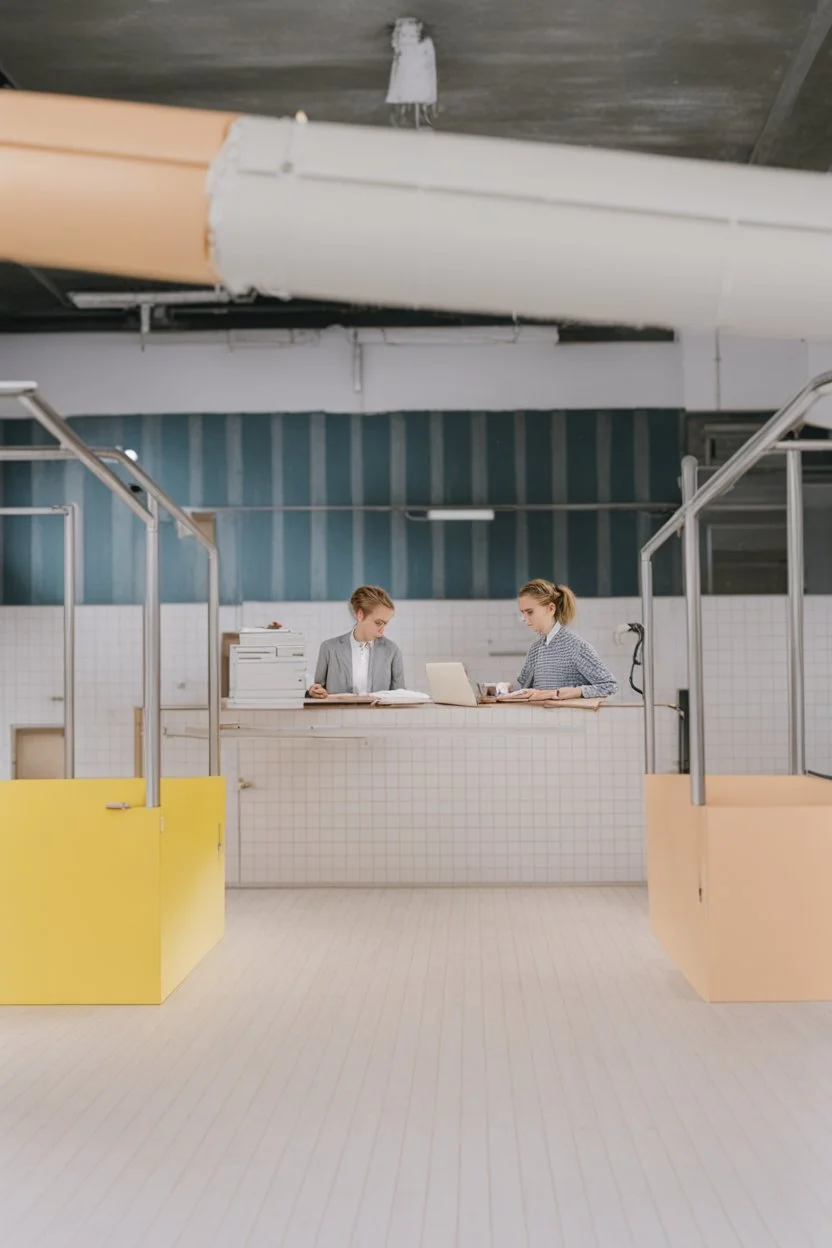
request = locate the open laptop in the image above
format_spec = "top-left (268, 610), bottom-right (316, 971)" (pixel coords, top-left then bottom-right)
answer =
top-left (425, 662), bottom-right (479, 707)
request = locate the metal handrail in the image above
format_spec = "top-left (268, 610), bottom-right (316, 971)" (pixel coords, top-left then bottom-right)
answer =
top-left (0, 504), bottom-right (76, 778)
top-left (641, 370), bottom-right (832, 804)
top-left (0, 443), bottom-right (221, 779)
top-left (0, 383), bottom-right (170, 806)
top-left (641, 374), bottom-right (832, 563)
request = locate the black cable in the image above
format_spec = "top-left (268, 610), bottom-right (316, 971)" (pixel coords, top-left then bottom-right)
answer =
top-left (625, 622), bottom-right (645, 696)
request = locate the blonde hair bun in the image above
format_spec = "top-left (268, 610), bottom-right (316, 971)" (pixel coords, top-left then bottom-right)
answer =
top-left (517, 579), bottom-right (577, 625)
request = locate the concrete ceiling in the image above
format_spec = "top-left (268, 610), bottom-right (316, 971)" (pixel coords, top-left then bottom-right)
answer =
top-left (2, 0), bottom-right (832, 331)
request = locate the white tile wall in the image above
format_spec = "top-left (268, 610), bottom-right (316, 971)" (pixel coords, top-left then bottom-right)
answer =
top-left (243, 596), bottom-right (832, 776)
top-left (0, 605), bottom-right (65, 776)
top-left (161, 703), bottom-right (678, 888)
top-left (75, 606), bottom-right (143, 779)
top-left (1, 596), bottom-right (830, 815)
top-left (243, 597), bottom-right (653, 700)
top-left (804, 598), bottom-right (832, 777)
top-left (2, 596), bottom-right (831, 779)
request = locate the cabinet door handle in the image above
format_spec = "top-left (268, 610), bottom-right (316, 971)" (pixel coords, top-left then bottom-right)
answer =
top-left (105, 802), bottom-right (132, 811)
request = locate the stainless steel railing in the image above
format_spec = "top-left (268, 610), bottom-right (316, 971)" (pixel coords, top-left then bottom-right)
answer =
top-left (0, 382), bottom-right (221, 806)
top-left (641, 371), bottom-right (832, 804)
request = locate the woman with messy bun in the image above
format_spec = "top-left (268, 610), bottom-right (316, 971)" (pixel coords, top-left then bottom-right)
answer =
top-left (509, 579), bottom-right (618, 701)
top-left (307, 585), bottom-right (405, 698)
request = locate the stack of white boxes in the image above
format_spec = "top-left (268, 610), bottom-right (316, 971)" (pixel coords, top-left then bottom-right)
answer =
top-left (227, 627), bottom-right (308, 708)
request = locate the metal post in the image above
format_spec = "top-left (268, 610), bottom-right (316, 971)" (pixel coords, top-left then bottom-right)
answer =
top-left (786, 447), bottom-right (806, 774)
top-left (144, 496), bottom-right (161, 808)
top-left (63, 504), bottom-right (77, 779)
top-left (681, 456), bottom-right (706, 806)
top-left (208, 551), bottom-right (221, 776)
top-left (641, 554), bottom-right (656, 772)
top-left (97, 451), bottom-right (221, 778)
top-left (94, 452), bottom-right (221, 777)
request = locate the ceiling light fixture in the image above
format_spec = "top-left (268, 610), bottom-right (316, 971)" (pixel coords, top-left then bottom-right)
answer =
top-left (426, 509), bottom-right (495, 522)
top-left (67, 288), bottom-right (238, 310)
top-left (386, 17), bottom-right (437, 129)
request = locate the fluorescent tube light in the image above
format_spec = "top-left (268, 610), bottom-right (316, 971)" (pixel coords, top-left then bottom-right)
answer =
top-left (426, 508), bottom-right (495, 521)
top-left (67, 289), bottom-right (236, 310)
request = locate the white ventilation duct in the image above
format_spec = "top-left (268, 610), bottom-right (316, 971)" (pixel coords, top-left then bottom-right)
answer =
top-left (207, 115), bottom-right (832, 340)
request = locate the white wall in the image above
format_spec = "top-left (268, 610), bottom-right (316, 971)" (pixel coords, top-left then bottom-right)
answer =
top-left (2, 596), bottom-right (829, 786)
top-left (2, 327), bottom-right (830, 417)
top-left (4, 595), bottom-right (828, 887)
top-left (0, 328), bottom-right (676, 416)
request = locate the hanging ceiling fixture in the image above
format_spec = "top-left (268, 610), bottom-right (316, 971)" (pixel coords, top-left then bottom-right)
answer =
top-left (386, 17), bottom-right (437, 129)
top-left (66, 288), bottom-right (238, 309)
top-left (426, 509), bottom-right (495, 522)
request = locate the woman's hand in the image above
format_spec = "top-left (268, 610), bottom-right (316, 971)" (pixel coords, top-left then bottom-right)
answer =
top-left (307, 683), bottom-right (328, 699)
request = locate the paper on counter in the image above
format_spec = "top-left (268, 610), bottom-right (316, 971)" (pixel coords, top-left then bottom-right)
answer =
top-left (309, 693), bottom-right (379, 704)
top-left (374, 689), bottom-right (431, 704)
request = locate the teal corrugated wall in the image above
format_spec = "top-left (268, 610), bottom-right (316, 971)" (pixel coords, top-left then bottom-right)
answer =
top-left (0, 410), bottom-right (683, 604)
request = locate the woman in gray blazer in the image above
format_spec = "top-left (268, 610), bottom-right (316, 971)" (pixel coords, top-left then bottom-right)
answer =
top-left (308, 585), bottom-right (405, 697)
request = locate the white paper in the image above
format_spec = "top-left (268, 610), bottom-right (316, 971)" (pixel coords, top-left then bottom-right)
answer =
top-left (374, 689), bottom-right (431, 703)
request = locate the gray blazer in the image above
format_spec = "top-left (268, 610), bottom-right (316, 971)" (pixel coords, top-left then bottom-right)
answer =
top-left (313, 632), bottom-right (405, 694)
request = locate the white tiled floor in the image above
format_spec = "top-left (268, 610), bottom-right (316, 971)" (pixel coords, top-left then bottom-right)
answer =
top-left (3, 888), bottom-right (832, 1247)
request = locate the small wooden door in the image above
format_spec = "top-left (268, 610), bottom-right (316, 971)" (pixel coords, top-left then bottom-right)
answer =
top-left (14, 727), bottom-right (65, 779)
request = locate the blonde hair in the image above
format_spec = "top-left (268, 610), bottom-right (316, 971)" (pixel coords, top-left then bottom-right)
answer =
top-left (349, 584), bottom-right (395, 619)
top-left (517, 579), bottom-right (577, 626)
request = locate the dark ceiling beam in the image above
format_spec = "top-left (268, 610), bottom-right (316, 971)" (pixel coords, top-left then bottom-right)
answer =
top-left (749, 0), bottom-right (832, 164)
top-left (0, 300), bottom-right (674, 340)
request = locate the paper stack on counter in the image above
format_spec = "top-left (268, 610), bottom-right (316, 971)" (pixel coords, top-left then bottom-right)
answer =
top-left (374, 689), bottom-right (431, 704)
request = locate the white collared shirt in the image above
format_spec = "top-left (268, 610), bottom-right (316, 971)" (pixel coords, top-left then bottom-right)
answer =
top-left (543, 621), bottom-right (562, 646)
top-left (350, 631), bottom-right (373, 694)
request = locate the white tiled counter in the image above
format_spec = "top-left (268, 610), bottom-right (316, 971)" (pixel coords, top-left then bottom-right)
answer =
top-left (162, 702), bottom-right (679, 887)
